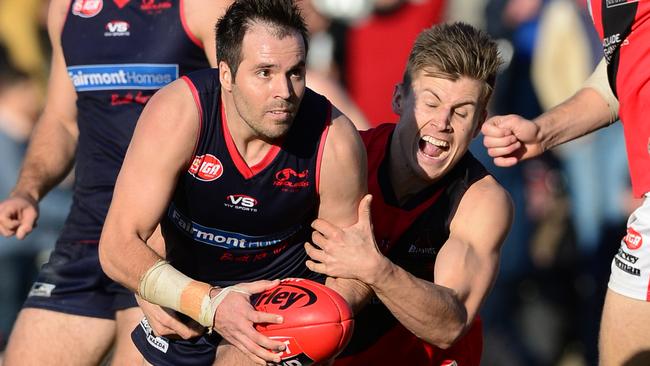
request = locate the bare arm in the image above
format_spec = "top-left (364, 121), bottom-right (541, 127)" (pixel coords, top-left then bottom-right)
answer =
top-left (374, 177), bottom-right (512, 347)
top-left (99, 79), bottom-right (285, 364)
top-left (183, 0), bottom-right (234, 67)
top-left (13, 0), bottom-right (78, 202)
top-left (307, 177), bottom-right (513, 348)
top-left (482, 62), bottom-right (617, 167)
top-left (313, 107), bottom-right (371, 313)
top-left (134, 0), bottom-right (231, 339)
top-left (99, 79), bottom-right (197, 292)
top-left (0, 0), bottom-right (78, 238)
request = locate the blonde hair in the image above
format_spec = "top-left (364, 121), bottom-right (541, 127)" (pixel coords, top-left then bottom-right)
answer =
top-left (403, 22), bottom-right (502, 108)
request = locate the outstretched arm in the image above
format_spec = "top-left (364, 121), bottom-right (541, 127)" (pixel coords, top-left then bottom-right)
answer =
top-left (307, 177), bottom-right (513, 348)
top-left (482, 58), bottom-right (618, 167)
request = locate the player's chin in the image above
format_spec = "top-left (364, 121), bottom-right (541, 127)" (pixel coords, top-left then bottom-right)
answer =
top-left (261, 124), bottom-right (292, 141)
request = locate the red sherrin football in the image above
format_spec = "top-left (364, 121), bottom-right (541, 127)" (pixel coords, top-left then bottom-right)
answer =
top-left (253, 278), bottom-right (354, 365)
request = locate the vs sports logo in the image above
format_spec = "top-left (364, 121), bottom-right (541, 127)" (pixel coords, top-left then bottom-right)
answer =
top-left (224, 194), bottom-right (259, 212)
top-left (188, 154), bottom-right (223, 181)
top-left (105, 21), bottom-right (130, 37)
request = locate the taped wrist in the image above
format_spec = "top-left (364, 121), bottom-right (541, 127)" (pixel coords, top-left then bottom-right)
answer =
top-left (138, 260), bottom-right (213, 327)
top-left (138, 260), bottom-right (251, 328)
top-left (582, 58), bottom-right (619, 124)
top-left (203, 286), bottom-right (251, 327)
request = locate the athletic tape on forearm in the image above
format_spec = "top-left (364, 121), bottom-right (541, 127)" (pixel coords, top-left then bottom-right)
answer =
top-left (138, 260), bottom-right (213, 327)
top-left (138, 260), bottom-right (251, 328)
top-left (582, 58), bottom-right (619, 124)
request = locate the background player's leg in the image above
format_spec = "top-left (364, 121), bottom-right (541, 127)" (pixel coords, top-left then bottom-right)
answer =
top-left (599, 290), bottom-right (650, 366)
top-left (110, 307), bottom-right (145, 365)
top-left (3, 308), bottom-right (115, 366)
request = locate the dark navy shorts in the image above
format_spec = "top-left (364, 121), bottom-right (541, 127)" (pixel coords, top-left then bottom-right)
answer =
top-left (23, 241), bottom-right (138, 319)
top-left (132, 316), bottom-right (222, 366)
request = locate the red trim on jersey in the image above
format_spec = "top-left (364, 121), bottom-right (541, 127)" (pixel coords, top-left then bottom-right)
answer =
top-left (181, 76), bottom-right (204, 164)
top-left (221, 101), bottom-right (281, 179)
top-left (179, 0), bottom-right (203, 49)
top-left (315, 104), bottom-right (332, 195)
top-left (113, 0), bottom-right (130, 9)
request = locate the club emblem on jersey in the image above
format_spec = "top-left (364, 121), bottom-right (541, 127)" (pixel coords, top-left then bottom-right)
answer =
top-left (189, 154), bottom-right (224, 182)
top-left (72, 0), bottom-right (103, 18)
top-left (140, 0), bottom-right (172, 13)
top-left (273, 168), bottom-right (309, 191)
top-left (623, 227), bottom-right (643, 250)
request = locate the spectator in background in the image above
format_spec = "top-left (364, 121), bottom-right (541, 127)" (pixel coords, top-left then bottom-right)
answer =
top-left (300, 0), bottom-right (370, 129)
top-left (345, 0), bottom-right (446, 126)
top-left (0, 0), bottom-right (49, 90)
top-left (476, 1), bottom-right (582, 365)
top-left (482, 0), bottom-right (650, 362)
top-left (531, 0), bottom-right (630, 363)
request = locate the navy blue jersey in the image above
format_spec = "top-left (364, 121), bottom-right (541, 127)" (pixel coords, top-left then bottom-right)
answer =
top-left (59, 0), bottom-right (210, 243)
top-left (160, 68), bottom-right (331, 286)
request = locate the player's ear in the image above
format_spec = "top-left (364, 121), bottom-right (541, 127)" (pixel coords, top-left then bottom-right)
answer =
top-left (391, 83), bottom-right (403, 116)
top-left (219, 61), bottom-right (233, 91)
top-left (473, 109), bottom-right (488, 138)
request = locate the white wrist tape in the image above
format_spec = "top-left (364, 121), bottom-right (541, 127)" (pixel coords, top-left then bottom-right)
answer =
top-left (200, 286), bottom-right (251, 327)
top-left (138, 260), bottom-right (250, 328)
top-left (139, 260), bottom-right (212, 327)
top-left (582, 57), bottom-right (619, 124)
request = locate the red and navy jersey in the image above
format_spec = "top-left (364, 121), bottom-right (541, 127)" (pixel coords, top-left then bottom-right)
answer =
top-left (58, 0), bottom-right (209, 243)
top-left (589, 0), bottom-right (650, 197)
top-left (336, 124), bottom-right (487, 365)
top-left (160, 68), bottom-right (331, 285)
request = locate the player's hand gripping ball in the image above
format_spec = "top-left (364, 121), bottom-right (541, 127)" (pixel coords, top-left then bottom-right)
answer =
top-left (253, 278), bottom-right (354, 365)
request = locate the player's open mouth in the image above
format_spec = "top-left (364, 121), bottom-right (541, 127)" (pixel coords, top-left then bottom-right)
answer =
top-left (269, 110), bottom-right (291, 115)
top-left (419, 135), bottom-right (449, 159)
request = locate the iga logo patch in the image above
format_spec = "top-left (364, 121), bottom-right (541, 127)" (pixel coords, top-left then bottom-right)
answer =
top-left (624, 227), bottom-right (643, 250)
top-left (72, 0), bottom-right (103, 18)
top-left (189, 154), bottom-right (223, 181)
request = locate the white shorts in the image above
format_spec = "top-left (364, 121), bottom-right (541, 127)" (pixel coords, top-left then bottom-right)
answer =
top-left (608, 196), bottom-right (650, 301)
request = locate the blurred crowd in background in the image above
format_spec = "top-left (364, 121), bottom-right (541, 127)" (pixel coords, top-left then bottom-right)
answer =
top-left (0, 0), bottom-right (641, 365)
